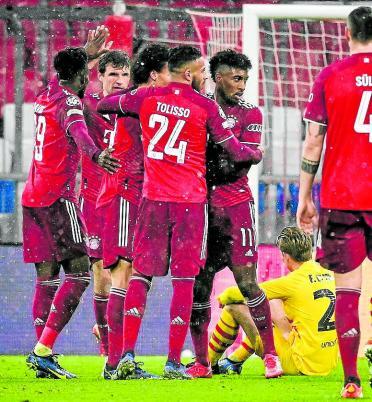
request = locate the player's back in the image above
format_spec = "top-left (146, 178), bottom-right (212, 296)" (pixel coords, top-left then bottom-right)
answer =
top-left (22, 81), bottom-right (84, 207)
top-left (305, 53), bottom-right (372, 210)
top-left (262, 261), bottom-right (338, 375)
top-left (139, 82), bottom-right (211, 203)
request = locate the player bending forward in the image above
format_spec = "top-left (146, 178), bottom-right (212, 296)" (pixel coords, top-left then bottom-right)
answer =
top-left (297, 6), bottom-right (372, 398)
top-left (209, 227), bottom-right (338, 378)
top-left (187, 50), bottom-right (281, 379)
top-left (97, 46), bottom-right (263, 379)
top-left (23, 47), bottom-right (119, 379)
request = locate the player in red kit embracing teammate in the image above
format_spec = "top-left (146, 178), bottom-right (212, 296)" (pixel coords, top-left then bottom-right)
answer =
top-left (80, 49), bottom-right (131, 357)
top-left (97, 46), bottom-right (263, 379)
top-left (96, 43), bottom-right (170, 379)
top-left (297, 6), bottom-right (372, 399)
top-left (186, 50), bottom-right (281, 379)
top-left (23, 47), bottom-right (119, 379)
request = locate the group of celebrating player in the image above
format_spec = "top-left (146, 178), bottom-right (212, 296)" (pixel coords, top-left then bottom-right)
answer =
top-left (21, 5), bottom-right (372, 399)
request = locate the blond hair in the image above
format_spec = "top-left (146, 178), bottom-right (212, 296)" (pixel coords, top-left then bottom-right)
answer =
top-left (276, 226), bottom-right (312, 262)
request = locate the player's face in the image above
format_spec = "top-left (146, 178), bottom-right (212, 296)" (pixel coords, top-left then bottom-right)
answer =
top-left (99, 63), bottom-right (130, 96)
top-left (77, 66), bottom-right (89, 98)
top-left (154, 64), bottom-right (171, 87)
top-left (216, 67), bottom-right (249, 105)
top-left (190, 57), bottom-right (207, 93)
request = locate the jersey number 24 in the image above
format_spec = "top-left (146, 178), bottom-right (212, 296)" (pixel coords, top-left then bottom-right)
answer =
top-left (147, 114), bottom-right (187, 163)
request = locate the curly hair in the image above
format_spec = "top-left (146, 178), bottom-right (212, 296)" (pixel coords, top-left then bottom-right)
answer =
top-left (98, 50), bottom-right (130, 74)
top-left (276, 226), bottom-right (313, 262)
top-left (168, 46), bottom-right (201, 72)
top-left (209, 49), bottom-right (252, 82)
top-left (131, 43), bottom-right (170, 85)
top-left (53, 47), bottom-right (88, 81)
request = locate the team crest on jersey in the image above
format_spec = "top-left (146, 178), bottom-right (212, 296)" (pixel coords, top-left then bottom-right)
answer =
top-left (66, 96), bottom-right (80, 107)
top-left (222, 116), bottom-right (237, 129)
top-left (91, 93), bottom-right (101, 100)
top-left (88, 236), bottom-right (101, 250)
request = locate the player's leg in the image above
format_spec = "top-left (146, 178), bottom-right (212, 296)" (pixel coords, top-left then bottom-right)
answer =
top-left (189, 205), bottom-right (229, 374)
top-left (27, 200), bottom-right (91, 379)
top-left (229, 201), bottom-right (281, 377)
top-left (364, 213), bottom-right (372, 388)
top-left (92, 259), bottom-right (110, 356)
top-left (23, 206), bottom-right (61, 340)
top-left (116, 198), bottom-right (168, 380)
top-left (101, 196), bottom-right (138, 375)
top-left (106, 259), bottom-right (131, 374)
top-left (318, 209), bottom-right (366, 398)
top-left (168, 203), bottom-right (208, 379)
top-left (33, 262), bottom-right (61, 340)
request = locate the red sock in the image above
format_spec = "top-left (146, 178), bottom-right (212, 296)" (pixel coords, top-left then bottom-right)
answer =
top-left (247, 291), bottom-right (276, 356)
top-left (190, 301), bottom-right (212, 366)
top-left (122, 276), bottom-right (151, 355)
top-left (168, 278), bottom-right (195, 363)
top-left (39, 273), bottom-right (90, 349)
top-left (93, 293), bottom-right (109, 355)
top-left (335, 288), bottom-right (361, 382)
top-left (107, 287), bottom-right (126, 368)
top-left (32, 275), bottom-right (60, 339)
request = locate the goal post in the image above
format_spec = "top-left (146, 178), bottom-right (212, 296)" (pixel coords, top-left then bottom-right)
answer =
top-left (242, 4), bottom-right (354, 242)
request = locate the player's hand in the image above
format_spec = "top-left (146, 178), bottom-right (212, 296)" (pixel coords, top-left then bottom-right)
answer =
top-left (97, 148), bottom-right (121, 174)
top-left (85, 25), bottom-right (113, 61)
top-left (296, 198), bottom-right (318, 234)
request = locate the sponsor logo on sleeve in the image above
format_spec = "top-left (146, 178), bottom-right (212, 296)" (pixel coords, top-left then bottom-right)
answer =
top-left (66, 96), bottom-right (81, 107)
top-left (246, 123), bottom-right (262, 132)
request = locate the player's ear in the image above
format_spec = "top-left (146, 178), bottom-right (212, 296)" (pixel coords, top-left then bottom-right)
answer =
top-left (149, 70), bottom-right (158, 83)
top-left (184, 68), bottom-right (192, 83)
top-left (345, 26), bottom-right (351, 42)
top-left (215, 72), bottom-right (222, 83)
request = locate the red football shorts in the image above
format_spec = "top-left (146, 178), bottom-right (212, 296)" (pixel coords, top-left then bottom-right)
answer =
top-left (316, 209), bottom-right (372, 273)
top-left (100, 195), bottom-right (139, 269)
top-left (79, 196), bottom-right (103, 260)
top-left (207, 200), bottom-right (258, 271)
top-left (23, 198), bottom-right (88, 263)
top-left (133, 198), bottom-right (208, 278)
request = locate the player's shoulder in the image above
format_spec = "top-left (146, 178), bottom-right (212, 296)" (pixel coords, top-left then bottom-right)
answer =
top-left (316, 55), bottom-right (356, 83)
top-left (237, 99), bottom-right (259, 111)
top-left (56, 86), bottom-right (82, 109)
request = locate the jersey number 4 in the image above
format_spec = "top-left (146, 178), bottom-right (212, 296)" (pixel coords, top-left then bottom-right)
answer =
top-left (34, 115), bottom-right (46, 161)
top-left (313, 288), bottom-right (336, 332)
top-left (147, 114), bottom-right (187, 163)
top-left (354, 90), bottom-right (372, 142)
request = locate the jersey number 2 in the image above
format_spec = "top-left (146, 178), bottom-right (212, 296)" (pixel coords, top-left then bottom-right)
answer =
top-left (34, 115), bottom-right (46, 161)
top-left (147, 114), bottom-right (187, 163)
top-left (354, 90), bottom-right (372, 142)
top-left (313, 288), bottom-right (336, 332)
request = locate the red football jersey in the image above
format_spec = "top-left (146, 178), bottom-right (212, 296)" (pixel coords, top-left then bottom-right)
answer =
top-left (80, 91), bottom-right (116, 203)
top-left (97, 114), bottom-right (144, 208)
top-left (22, 81), bottom-right (98, 207)
top-left (304, 52), bottom-right (372, 210)
top-left (116, 83), bottom-right (239, 203)
top-left (207, 98), bottom-right (263, 207)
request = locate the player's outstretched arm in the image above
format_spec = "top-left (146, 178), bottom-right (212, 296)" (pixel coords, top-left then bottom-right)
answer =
top-left (297, 121), bottom-right (325, 233)
top-left (96, 91), bottom-right (129, 115)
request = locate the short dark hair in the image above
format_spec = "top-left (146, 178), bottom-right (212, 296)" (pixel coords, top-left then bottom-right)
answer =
top-left (53, 47), bottom-right (88, 81)
top-left (168, 46), bottom-right (201, 72)
top-left (276, 226), bottom-right (313, 262)
top-left (131, 43), bottom-right (170, 85)
top-left (348, 6), bottom-right (372, 43)
top-left (98, 50), bottom-right (130, 74)
top-left (209, 49), bottom-right (252, 82)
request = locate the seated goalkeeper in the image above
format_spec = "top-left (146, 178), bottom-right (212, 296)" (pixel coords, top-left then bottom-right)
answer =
top-left (209, 226), bottom-right (338, 376)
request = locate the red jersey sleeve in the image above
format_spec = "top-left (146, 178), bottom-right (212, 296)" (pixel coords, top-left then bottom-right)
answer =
top-left (207, 101), bottom-right (262, 164)
top-left (304, 68), bottom-right (330, 126)
top-left (241, 107), bottom-right (263, 146)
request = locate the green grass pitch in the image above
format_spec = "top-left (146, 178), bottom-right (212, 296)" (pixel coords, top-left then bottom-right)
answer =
top-left (0, 355), bottom-right (370, 402)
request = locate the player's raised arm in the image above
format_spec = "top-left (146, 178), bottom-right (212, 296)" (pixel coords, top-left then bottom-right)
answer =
top-left (207, 101), bottom-right (263, 163)
top-left (96, 90), bottom-right (128, 114)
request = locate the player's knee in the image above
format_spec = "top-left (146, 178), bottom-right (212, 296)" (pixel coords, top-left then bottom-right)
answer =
top-left (237, 281), bottom-right (261, 300)
top-left (62, 254), bottom-right (91, 274)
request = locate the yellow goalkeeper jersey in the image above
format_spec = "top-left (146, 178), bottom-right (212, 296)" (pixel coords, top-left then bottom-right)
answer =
top-left (259, 260), bottom-right (338, 375)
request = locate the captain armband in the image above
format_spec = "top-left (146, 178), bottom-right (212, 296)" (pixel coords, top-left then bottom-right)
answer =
top-left (301, 157), bottom-right (320, 175)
